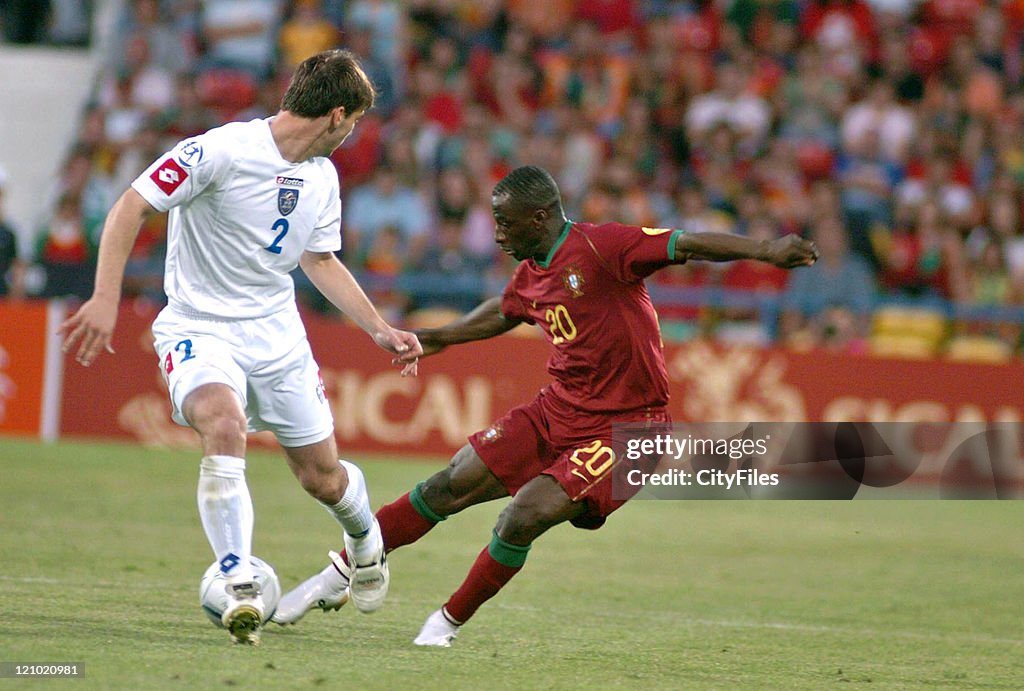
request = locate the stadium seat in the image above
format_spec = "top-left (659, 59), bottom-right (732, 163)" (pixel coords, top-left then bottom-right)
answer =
top-left (872, 306), bottom-right (946, 340)
top-left (869, 333), bottom-right (938, 359)
top-left (869, 306), bottom-right (947, 359)
top-left (945, 335), bottom-right (1013, 364)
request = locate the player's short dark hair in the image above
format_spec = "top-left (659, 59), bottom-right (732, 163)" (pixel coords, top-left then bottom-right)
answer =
top-left (281, 49), bottom-right (376, 118)
top-left (493, 165), bottom-right (563, 212)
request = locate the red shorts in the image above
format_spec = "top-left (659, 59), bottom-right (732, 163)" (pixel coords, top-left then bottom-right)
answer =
top-left (468, 389), bottom-right (671, 530)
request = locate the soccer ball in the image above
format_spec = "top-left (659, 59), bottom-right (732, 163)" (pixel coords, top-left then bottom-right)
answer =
top-left (198, 556), bottom-right (281, 627)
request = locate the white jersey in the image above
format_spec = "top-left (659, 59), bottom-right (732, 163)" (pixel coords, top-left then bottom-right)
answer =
top-left (132, 118), bottom-right (342, 319)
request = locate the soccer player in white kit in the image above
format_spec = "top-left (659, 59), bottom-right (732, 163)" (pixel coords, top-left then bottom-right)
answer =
top-left (60, 50), bottom-right (422, 645)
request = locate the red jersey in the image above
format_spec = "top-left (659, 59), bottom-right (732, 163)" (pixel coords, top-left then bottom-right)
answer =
top-left (500, 221), bottom-right (682, 413)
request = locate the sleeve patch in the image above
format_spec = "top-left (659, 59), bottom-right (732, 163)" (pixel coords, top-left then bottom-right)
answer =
top-left (176, 140), bottom-right (204, 168)
top-left (150, 158), bottom-right (188, 195)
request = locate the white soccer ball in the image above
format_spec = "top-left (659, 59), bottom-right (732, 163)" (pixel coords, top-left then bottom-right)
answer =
top-left (198, 556), bottom-right (281, 627)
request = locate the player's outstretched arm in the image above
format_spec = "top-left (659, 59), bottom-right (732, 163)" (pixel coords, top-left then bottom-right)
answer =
top-left (674, 232), bottom-right (819, 268)
top-left (59, 188), bottom-right (155, 367)
top-left (411, 296), bottom-right (521, 358)
top-left (300, 250), bottom-right (423, 375)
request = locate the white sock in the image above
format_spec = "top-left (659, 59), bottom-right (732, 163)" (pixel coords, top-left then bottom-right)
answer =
top-left (197, 455), bottom-right (255, 585)
top-left (321, 460), bottom-right (374, 540)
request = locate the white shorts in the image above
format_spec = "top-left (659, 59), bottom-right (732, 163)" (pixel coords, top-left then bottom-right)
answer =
top-left (152, 306), bottom-right (334, 447)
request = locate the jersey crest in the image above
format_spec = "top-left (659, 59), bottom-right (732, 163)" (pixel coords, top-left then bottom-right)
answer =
top-left (480, 423), bottom-right (504, 444)
top-left (562, 265), bottom-right (586, 298)
top-left (278, 188), bottom-right (300, 216)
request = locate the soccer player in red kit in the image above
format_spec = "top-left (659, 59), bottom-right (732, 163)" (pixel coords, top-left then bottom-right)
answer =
top-left (273, 166), bottom-right (819, 645)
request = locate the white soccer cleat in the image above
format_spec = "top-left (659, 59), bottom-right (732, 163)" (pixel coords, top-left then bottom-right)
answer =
top-left (222, 581), bottom-right (265, 646)
top-left (344, 520), bottom-right (390, 614)
top-left (271, 552), bottom-right (350, 625)
top-left (413, 608), bottom-right (460, 648)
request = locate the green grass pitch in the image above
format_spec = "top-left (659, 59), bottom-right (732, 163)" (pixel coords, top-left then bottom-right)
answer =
top-left (0, 437), bottom-right (1022, 689)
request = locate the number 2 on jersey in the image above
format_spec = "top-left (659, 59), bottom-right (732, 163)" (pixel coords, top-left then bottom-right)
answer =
top-left (264, 219), bottom-right (289, 254)
top-left (545, 304), bottom-right (577, 345)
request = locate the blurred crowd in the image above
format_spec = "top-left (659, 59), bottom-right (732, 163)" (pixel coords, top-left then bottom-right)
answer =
top-left (5, 0), bottom-right (1024, 359)
top-left (0, 1), bottom-right (93, 46)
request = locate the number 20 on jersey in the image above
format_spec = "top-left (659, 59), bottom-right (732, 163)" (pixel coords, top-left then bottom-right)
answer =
top-left (545, 304), bottom-right (577, 345)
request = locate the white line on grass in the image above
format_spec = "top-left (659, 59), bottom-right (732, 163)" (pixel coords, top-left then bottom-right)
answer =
top-left (0, 574), bottom-right (147, 588)
top-left (0, 575), bottom-right (61, 584)
top-left (3, 574), bottom-right (1021, 648)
